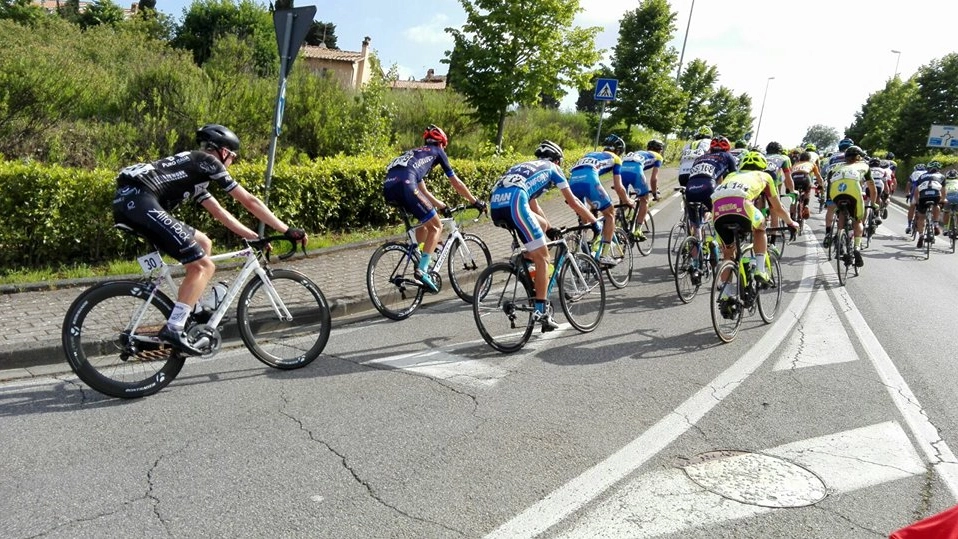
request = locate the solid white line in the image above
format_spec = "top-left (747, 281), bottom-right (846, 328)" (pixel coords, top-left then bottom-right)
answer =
top-left (773, 292), bottom-right (859, 370)
top-left (485, 228), bottom-right (820, 539)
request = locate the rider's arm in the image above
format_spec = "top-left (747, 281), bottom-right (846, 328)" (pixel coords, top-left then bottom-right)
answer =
top-left (448, 174), bottom-right (478, 205)
top-left (417, 179), bottom-right (446, 210)
top-left (559, 187), bottom-right (599, 225)
top-left (648, 167), bottom-right (659, 197)
top-left (221, 184), bottom-right (292, 239)
top-left (783, 166), bottom-right (795, 193)
top-left (611, 172), bottom-right (632, 207)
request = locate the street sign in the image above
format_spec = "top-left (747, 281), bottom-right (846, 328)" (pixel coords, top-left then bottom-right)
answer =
top-left (273, 6), bottom-right (316, 75)
top-left (927, 124), bottom-right (958, 148)
top-left (594, 78), bottom-right (618, 101)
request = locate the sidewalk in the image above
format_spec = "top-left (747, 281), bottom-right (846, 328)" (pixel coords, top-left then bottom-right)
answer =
top-left (0, 170), bottom-right (678, 378)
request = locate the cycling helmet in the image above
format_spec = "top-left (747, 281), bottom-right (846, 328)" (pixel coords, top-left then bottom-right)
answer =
top-left (709, 136), bottom-right (731, 152)
top-left (734, 139), bottom-right (747, 149)
top-left (534, 140), bottom-right (563, 164)
top-left (947, 169), bottom-right (958, 179)
top-left (765, 141), bottom-right (783, 155)
top-left (694, 126), bottom-right (713, 139)
top-left (196, 124), bottom-right (240, 152)
top-left (646, 139), bottom-right (665, 152)
top-left (868, 157), bottom-right (882, 167)
top-left (739, 151), bottom-right (768, 171)
top-left (805, 143), bottom-right (817, 151)
top-left (927, 161), bottom-right (942, 172)
top-left (423, 124), bottom-right (449, 147)
top-left (844, 145), bottom-right (867, 159)
top-left (799, 151), bottom-right (811, 162)
top-left (886, 151), bottom-right (895, 159)
top-left (837, 137), bottom-right (854, 151)
top-left (603, 134), bottom-right (626, 155)
top-left (915, 164), bottom-right (927, 171)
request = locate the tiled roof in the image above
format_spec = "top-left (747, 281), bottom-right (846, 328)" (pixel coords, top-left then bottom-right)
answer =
top-left (301, 45), bottom-right (364, 62)
top-left (389, 80), bottom-right (447, 90)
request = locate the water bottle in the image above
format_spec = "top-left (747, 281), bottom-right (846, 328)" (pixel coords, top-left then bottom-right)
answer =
top-left (527, 262), bottom-right (537, 281)
top-left (195, 281), bottom-right (228, 313)
top-left (741, 256), bottom-right (753, 282)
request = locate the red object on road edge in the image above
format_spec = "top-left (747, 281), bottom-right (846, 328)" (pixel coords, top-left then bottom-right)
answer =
top-left (890, 504), bottom-right (958, 538)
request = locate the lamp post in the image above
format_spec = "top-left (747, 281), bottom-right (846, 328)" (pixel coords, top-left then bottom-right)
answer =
top-left (891, 49), bottom-right (901, 78)
top-left (675, 0), bottom-right (695, 83)
top-left (753, 76), bottom-right (774, 148)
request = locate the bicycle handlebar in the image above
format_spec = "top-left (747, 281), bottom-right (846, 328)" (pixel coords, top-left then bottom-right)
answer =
top-left (246, 235), bottom-right (305, 261)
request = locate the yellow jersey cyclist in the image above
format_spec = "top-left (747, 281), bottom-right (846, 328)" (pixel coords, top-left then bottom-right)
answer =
top-left (824, 145), bottom-right (876, 266)
top-left (941, 169), bottom-right (958, 239)
top-left (710, 151), bottom-right (798, 296)
top-left (568, 134), bottom-right (635, 266)
top-left (489, 140), bottom-right (601, 332)
top-left (619, 139), bottom-right (665, 242)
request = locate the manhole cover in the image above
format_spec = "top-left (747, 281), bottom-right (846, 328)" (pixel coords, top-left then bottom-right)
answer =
top-left (681, 450), bottom-right (827, 508)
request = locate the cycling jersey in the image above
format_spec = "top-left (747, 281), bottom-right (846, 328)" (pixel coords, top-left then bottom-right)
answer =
top-left (823, 153), bottom-right (847, 178)
top-left (915, 172), bottom-right (944, 209)
top-left (764, 153), bottom-right (792, 187)
top-left (383, 145), bottom-right (457, 222)
top-left (685, 151), bottom-right (738, 224)
top-left (729, 149), bottom-right (747, 167)
top-left (620, 150), bottom-right (662, 196)
top-left (490, 159), bottom-right (569, 249)
top-left (710, 170), bottom-right (778, 245)
top-left (116, 151), bottom-right (237, 211)
top-left (827, 162), bottom-right (872, 220)
top-left (945, 175), bottom-right (958, 204)
top-left (791, 161), bottom-right (817, 192)
top-left (569, 151), bottom-right (621, 210)
top-left (678, 138), bottom-right (711, 186)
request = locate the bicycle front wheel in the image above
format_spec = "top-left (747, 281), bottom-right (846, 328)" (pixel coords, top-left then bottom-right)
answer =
top-left (635, 212), bottom-right (655, 256)
top-left (448, 233), bottom-right (492, 304)
top-left (605, 228), bottom-right (634, 289)
top-left (674, 236), bottom-right (701, 304)
top-left (757, 251), bottom-right (783, 323)
top-left (62, 281), bottom-right (185, 399)
top-left (558, 252), bottom-right (606, 332)
top-left (667, 220), bottom-right (686, 276)
top-left (366, 242), bottom-right (425, 320)
top-left (711, 260), bottom-right (743, 343)
top-left (237, 269), bottom-right (331, 369)
top-left (473, 263), bottom-right (535, 353)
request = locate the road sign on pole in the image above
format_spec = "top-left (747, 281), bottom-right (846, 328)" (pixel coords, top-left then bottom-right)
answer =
top-left (594, 78), bottom-right (618, 102)
top-left (927, 125), bottom-right (958, 148)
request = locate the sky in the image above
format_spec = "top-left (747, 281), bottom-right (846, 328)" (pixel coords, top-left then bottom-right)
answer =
top-left (153, 0), bottom-right (958, 149)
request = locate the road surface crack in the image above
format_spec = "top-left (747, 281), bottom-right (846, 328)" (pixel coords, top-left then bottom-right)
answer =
top-left (811, 504), bottom-right (885, 537)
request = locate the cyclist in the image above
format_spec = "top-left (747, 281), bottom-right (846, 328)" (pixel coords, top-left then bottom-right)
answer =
top-left (804, 143), bottom-right (821, 167)
top-left (489, 140), bottom-right (601, 331)
top-left (906, 163), bottom-right (927, 207)
top-left (941, 169), bottom-right (958, 238)
top-left (678, 126), bottom-right (713, 187)
top-left (885, 151), bottom-right (898, 191)
top-left (383, 125), bottom-right (485, 292)
top-left (866, 157), bottom-right (888, 225)
top-left (821, 137), bottom-right (857, 244)
top-left (112, 124), bottom-right (306, 356)
top-left (619, 139), bottom-right (665, 242)
top-left (730, 139), bottom-right (748, 167)
top-left (568, 134), bottom-right (634, 265)
top-left (790, 151), bottom-right (824, 220)
top-left (823, 137), bottom-right (855, 178)
top-left (710, 151), bottom-right (798, 301)
top-left (912, 161), bottom-right (945, 248)
top-left (825, 145), bottom-right (876, 267)
top-left (686, 136), bottom-right (737, 232)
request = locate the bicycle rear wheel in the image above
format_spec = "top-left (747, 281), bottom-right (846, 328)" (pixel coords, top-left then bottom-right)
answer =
top-left (447, 233), bottom-right (492, 303)
top-left (757, 251), bottom-right (783, 323)
top-left (366, 242), bottom-right (425, 320)
top-left (951, 215), bottom-right (957, 253)
top-left (674, 236), bottom-right (701, 303)
top-left (836, 229), bottom-right (850, 286)
top-left (667, 220), bottom-right (687, 276)
top-left (237, 269), bottom-right (331, 369)
top-left (711, 260), bottom-right (743, 343)
top-left (62, 281), bottom-right (185, 399)
top-left (604, 228), bottom-right (633, 289)
top-left (635, 212), bottom-right (655, 256)
top-left (473, 263), bottom-right (535, 353)
top-left (558, 252), bottom-right (605, 332)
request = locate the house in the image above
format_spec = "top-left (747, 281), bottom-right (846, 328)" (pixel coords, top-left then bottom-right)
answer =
top-left (389, 68), bottom-right (447, 91)
top-left (34, 0), bottom-right (140, 18)
top-left (301, 37), bottom-right (372, 90)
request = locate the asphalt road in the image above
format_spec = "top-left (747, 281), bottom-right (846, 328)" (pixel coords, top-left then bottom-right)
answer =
top-left (1, 191), bottom-right (956, 538)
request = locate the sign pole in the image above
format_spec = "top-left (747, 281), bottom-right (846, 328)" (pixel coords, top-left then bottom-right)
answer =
top-left (591, 78), bottom-right (618, 151)
top-left (594, 101), bottom-right (606, 151)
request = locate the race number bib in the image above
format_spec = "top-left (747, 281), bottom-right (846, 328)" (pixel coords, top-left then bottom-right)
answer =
top-left (689, 162), bottom-right (716, 178)
top-left (386, 151), bottom-right (414, 171)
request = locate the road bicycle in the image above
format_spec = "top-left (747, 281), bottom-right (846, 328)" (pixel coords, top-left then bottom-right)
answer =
top-left (667, 186), bottom-right (689, 276)
top-left (472, 223), bottom-right (606, 353)
top-left (828, 200), bottom-right (870, 286)
top-left (917, 200), bottom-right (938, 261)
top-left (816, 184), bottom-right (827, 213)
top-left (862, 203), bottom-right (878, 250)
top-left (945, 202), bottom-right (958, 253)
top-left (710, 224), bottom-right (791, 343)
top-left (366, 205), bottom-right (491, 321)
top-left (674, 202), bottom-right (719, 304)
top-left (62, 235), bottom-right (331, 399)
top-left (616, 191), bottom-right (655, 257)
top-left (569, 214), bottom-right (633, 289)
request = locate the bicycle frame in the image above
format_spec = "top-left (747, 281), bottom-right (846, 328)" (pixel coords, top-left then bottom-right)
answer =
top-left (405, 213), bottom-right (471, 271)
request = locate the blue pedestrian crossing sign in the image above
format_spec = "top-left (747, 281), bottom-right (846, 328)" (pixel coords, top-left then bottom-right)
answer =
top-left (594, 78), bottom-right (618, 101)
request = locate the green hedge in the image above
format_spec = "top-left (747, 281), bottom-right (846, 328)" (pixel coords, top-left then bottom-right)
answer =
top-left (0, 155), bottom-right (520, 271)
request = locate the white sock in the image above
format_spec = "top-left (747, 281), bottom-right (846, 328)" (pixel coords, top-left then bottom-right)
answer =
top-left (754, 253), bottom-right (767, 275)
top-left (167, 302), bottom-right (192, 331)
top-left (722, 282), bottom-right (736, 296)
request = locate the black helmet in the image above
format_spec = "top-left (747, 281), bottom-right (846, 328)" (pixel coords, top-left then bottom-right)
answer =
top-left (928, 161), bottom-right (942, 172)
top-left (765, 141), bottom-right (783, 155)
top-left (844, 145), bottom-right (867, 159)
top-left (603, 134), bottom-right (625, 155)
top-left (534, 140), bottom-right (563, 164)
top-left (886, 151), bottom-right (895, 159)
top-left (947, 169), bottom-right (958, 179)
top-left (734, 139), bottom-right (747, 149)
top-left (799, 151), bottom-right (811, 161)
top-left (646, 139), bottom-right (664, 152)
top-left (868, 157), bottom-right (882, 167)
top-left (196, 124), bottom-right (240, 152)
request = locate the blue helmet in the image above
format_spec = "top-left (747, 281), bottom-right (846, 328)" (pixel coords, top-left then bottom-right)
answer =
top-left (837, 138), bottom-right (854, 151)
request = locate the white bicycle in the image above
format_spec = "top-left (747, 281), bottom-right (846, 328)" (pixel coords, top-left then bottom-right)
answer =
top-left (62, 235), bottom-right (331, 398)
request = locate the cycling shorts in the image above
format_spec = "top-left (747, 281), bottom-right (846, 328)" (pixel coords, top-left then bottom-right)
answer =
top-left (112, 185), bottom-right (205, 264)
top-left (828, 179), bottom-right (865, 220)
top-left (489, 187), bottom-right (546, 251)
top-left (918, 191), bottom-right (941, 213)
top-left (568, 169), bottom-right (612, 211)
top-left (685, 177), bottom-right (716, 226)
top-left (620, 167), bottom-right (650, 196)
top-left (711, 196), bottom-right (764, 246)
top-left (383, 173), bottom-right (436, 224)
top-left (677, 173), bottom-right (690, 188)
top-left (792, 174), bottom-right (811, 194)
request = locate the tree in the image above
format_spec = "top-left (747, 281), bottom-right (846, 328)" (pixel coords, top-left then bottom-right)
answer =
top-left (172, 0), bottom-right (277, 76)
top-left (889, 53), bottom-right (958, 158)
top-left (305, 20), bottom-right (336, 48)
top-left (846, 77), bottom-right (916, 153)
top-left (609, 0), bottom-right (684, 135)
top-left (676, 58), bottom-right (718, 137)
top-left (575, 66), bottom-right (613, 114)
top-left (0, 0), bottom-right (47, 25)
top-left (443, 0), bottom-right (601, 149)
top-left (709, 86), bottom-right (752, 141)
top-left (78, 0), bottom-right (124, 29)
top-left (802, 124), bottom-right (839, 152)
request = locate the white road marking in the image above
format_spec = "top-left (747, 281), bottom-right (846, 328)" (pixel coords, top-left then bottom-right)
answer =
top-left (485, 229), bottom-right (820, 539)
top-left (773, 292), bottom-right (859, 370)
top-left (556, 422), bottom-right (924, 538)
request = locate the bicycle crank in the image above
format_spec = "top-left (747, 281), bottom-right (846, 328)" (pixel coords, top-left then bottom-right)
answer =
top-left (187, 324), bottom-right (222, 358)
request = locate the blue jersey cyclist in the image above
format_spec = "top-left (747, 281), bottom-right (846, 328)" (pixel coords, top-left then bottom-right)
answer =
top-left (568, 134), bottom-right (635, 266)
top-left (490, 140), bottom-right (600, 332)
top-left (383, 125), bottom-right (485, 292)
top-left (620, 139), bottom-right (664, 242)
top-left (686, 136), bottom-right (738, 230)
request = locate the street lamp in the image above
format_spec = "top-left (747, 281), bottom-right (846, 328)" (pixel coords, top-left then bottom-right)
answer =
top-left (891, 49), bottom-right (901, 78)
top-left (753, 76), bottom-right (775, 148)
top-left (675, 0), bottom-right (695, 83)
